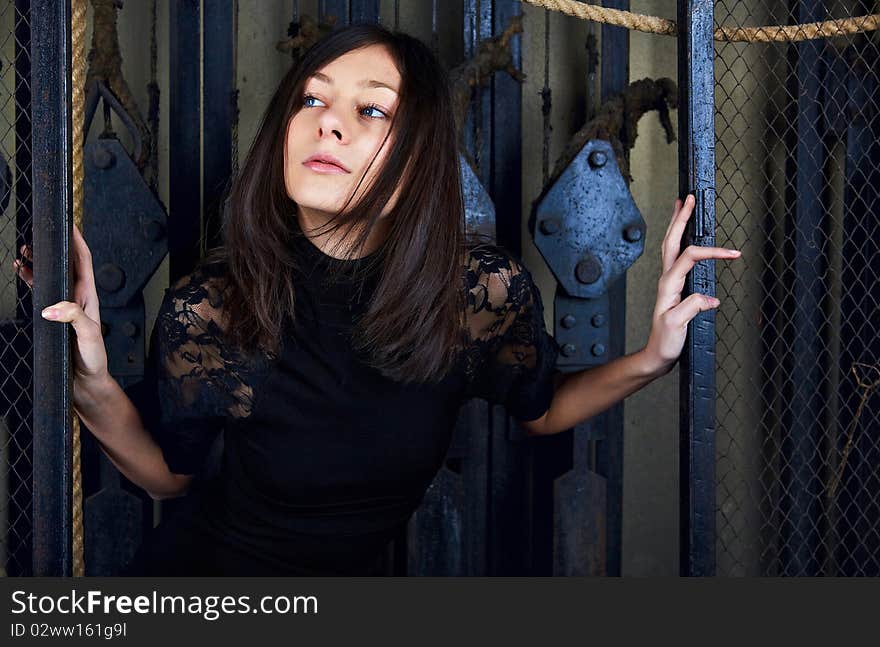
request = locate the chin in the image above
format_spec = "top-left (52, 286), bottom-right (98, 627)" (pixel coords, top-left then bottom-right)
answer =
top-left (288, 186), bottom-right (348, 215)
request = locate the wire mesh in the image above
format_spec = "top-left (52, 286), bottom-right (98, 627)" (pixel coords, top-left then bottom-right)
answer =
top-left (0, 0), bottom-right (33, 577)
top-left (714, 0), bottom-right (880, 575)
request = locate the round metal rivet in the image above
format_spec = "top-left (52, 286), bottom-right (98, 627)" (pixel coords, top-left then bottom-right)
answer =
top-left (96, 263), bottom-right (125, 293)
top-left (624, 225), bottom-right (642, 242)
top-left (539, 218), bottom-right (560, 235)
top-left (575, 255), bottom-right (602, 285)
top-left (588, 150), bottom-right (607, 168)
top-left (93, 144), bottom-right (116, 170)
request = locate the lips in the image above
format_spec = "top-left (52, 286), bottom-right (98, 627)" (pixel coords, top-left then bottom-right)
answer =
top-left (303, 153), bottom-right (350, 173)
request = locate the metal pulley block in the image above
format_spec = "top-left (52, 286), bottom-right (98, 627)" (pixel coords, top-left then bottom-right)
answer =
top-left (531, 139), bottom-right (645, 300)
top-left (531, 139), bottom-right (645, 369)
top-left (82, 81), bottom-right (167, 378)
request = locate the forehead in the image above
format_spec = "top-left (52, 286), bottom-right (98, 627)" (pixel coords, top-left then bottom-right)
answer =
top-left (312, 44), bottom-right (401, 87)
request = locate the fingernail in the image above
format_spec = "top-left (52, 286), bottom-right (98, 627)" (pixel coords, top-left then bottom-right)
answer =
top-left (727, 249), bottom-right (741, 255)
top-left (42, 308), bottom-right (57, 319)
top-left (711, 298), bottom-right (720, 306)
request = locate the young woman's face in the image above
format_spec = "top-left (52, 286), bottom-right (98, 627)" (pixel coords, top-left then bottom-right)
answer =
top-left (284, 44), bottom-right (402, 218)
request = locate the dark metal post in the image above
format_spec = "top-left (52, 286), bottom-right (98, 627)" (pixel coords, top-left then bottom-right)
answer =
top-left (169, 0), bottom-right (201, 281)
top-left (351, 0), bottom-right (381, 24)
top-left (677, 0), bottom-right (716, 576)
top-left (203, 0), bottom-right (235, 251)
top-left (320, 0), bottom-right (348, 24)
top-left (594, 0), bottom-right (632, 577)
top-left (320, 0), bottom-right (381, 26)
top-left (30, 0), bottom-right (74, 576)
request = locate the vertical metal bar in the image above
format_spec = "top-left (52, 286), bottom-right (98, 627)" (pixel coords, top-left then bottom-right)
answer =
top-left (202, 0), bottom-right (234, 252)
top-left (593, 0), bottom-right (632, 577)
top-left (487, 0), bottom-right (527, 575)
top-left (677, 0), bottom-right (716, 576)
top-left (540, 10), bottom-right (550, 185)
top-left (350, 0), bottom-right (379, 24)
top-left (30, 0), bottom-right (73, 576)
top-left (462, 0), bottom-right (492, 192)
top-left (168, 0), bottom-right (201, 282)
top-left (491, 0), bottom-right (522, 254)
top-left (600, 0), bottom-right (628, 99)
top-left (430, 0), bottom-right (439, 56)
top-left (321, 0), bottom-right (349, 25)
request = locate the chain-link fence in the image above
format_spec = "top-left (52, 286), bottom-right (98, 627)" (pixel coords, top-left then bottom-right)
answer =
top-left (0, 0), bottom-right (33, 577)
top-left (714, 0), bottom-right (880, 575)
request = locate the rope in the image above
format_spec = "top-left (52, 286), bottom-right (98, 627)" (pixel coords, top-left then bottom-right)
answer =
top-left (521, 0), bottom-right (880, 42)
top-left (71, 0), bottom-right (87, 578)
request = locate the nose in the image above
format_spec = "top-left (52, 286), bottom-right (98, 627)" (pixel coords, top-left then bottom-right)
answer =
top-left (316, 109), bottom-right (346, 142)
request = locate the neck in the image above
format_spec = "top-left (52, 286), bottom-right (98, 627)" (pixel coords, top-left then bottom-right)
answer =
top-left (296, 205), bottom-right (390, 260)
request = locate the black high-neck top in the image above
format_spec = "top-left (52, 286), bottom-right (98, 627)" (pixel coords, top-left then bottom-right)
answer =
top-left (122, 223), bottom-right (559, 576)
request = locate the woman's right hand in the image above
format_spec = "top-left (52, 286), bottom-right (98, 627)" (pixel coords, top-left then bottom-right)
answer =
top-left (13, 225), bottom-right (110, 383)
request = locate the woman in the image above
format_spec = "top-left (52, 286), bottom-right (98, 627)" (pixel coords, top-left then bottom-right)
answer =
top-left (15, 23), bottom-right (740, 575)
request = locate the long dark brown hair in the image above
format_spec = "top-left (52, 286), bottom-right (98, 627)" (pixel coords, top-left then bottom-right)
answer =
top-left (203, 23), bottom-right (469, 385)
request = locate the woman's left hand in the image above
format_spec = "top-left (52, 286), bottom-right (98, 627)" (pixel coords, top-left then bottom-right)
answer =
top-left (642, 193), bottom-right (742, 374)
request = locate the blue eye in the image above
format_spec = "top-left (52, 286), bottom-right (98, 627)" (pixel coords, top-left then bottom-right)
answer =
top-left (360, 104), bottom-right (388, 119)
top-left (302, 94), bottom-right (387, 120)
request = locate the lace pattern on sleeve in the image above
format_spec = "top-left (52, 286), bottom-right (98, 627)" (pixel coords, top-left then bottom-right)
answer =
top-left (460, 244), bottom-right (560, 421)
top-left (146, 262), bottom-right (275, 473)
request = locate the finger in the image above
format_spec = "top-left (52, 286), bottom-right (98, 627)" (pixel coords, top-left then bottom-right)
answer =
top-left (20, 243), bottom-right (33, 261)
top-left (662, 196), bottom-right (686, 245)
top-left (40, 301), bottom-right (101, 341)
top-left (13, 258), bottom-right (33, 288)
top-left (667, 245), bottom-right (741, 285)
top-left (72, 225), bottom-right (96, 284)
top-left (665, 292), bottom-right (720, 329)
top-left (662, 194), bottom-right (695, 275)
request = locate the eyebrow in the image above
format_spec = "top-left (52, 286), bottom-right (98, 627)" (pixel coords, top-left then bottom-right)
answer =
top-left (309, 71), bottom-right (399, 94)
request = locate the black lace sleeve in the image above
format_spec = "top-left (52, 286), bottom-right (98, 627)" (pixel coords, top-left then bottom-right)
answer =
top-left (461, 244), bottom-right (560, 422)
top-left (124, 264), bottom-right (258, 475)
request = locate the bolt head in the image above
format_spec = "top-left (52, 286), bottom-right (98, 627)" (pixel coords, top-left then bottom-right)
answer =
top-left (575, 255), bottom-right (602, 285)
top-left (624, 225), bottom-right (643, 242)
top-left (121, 321), bottom-right (138, 338)
top-left (588, 150), bottom-right (607, 168)
top-left (539, 217), bottom-right (560, 235)
top-left (92, 144), bottom-right (116, 170)
top-left (96, 263), bottom-right (125, 293)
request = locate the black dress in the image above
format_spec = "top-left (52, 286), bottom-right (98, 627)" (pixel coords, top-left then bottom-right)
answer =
top-left (122, 223), bottom-right (559, 576)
